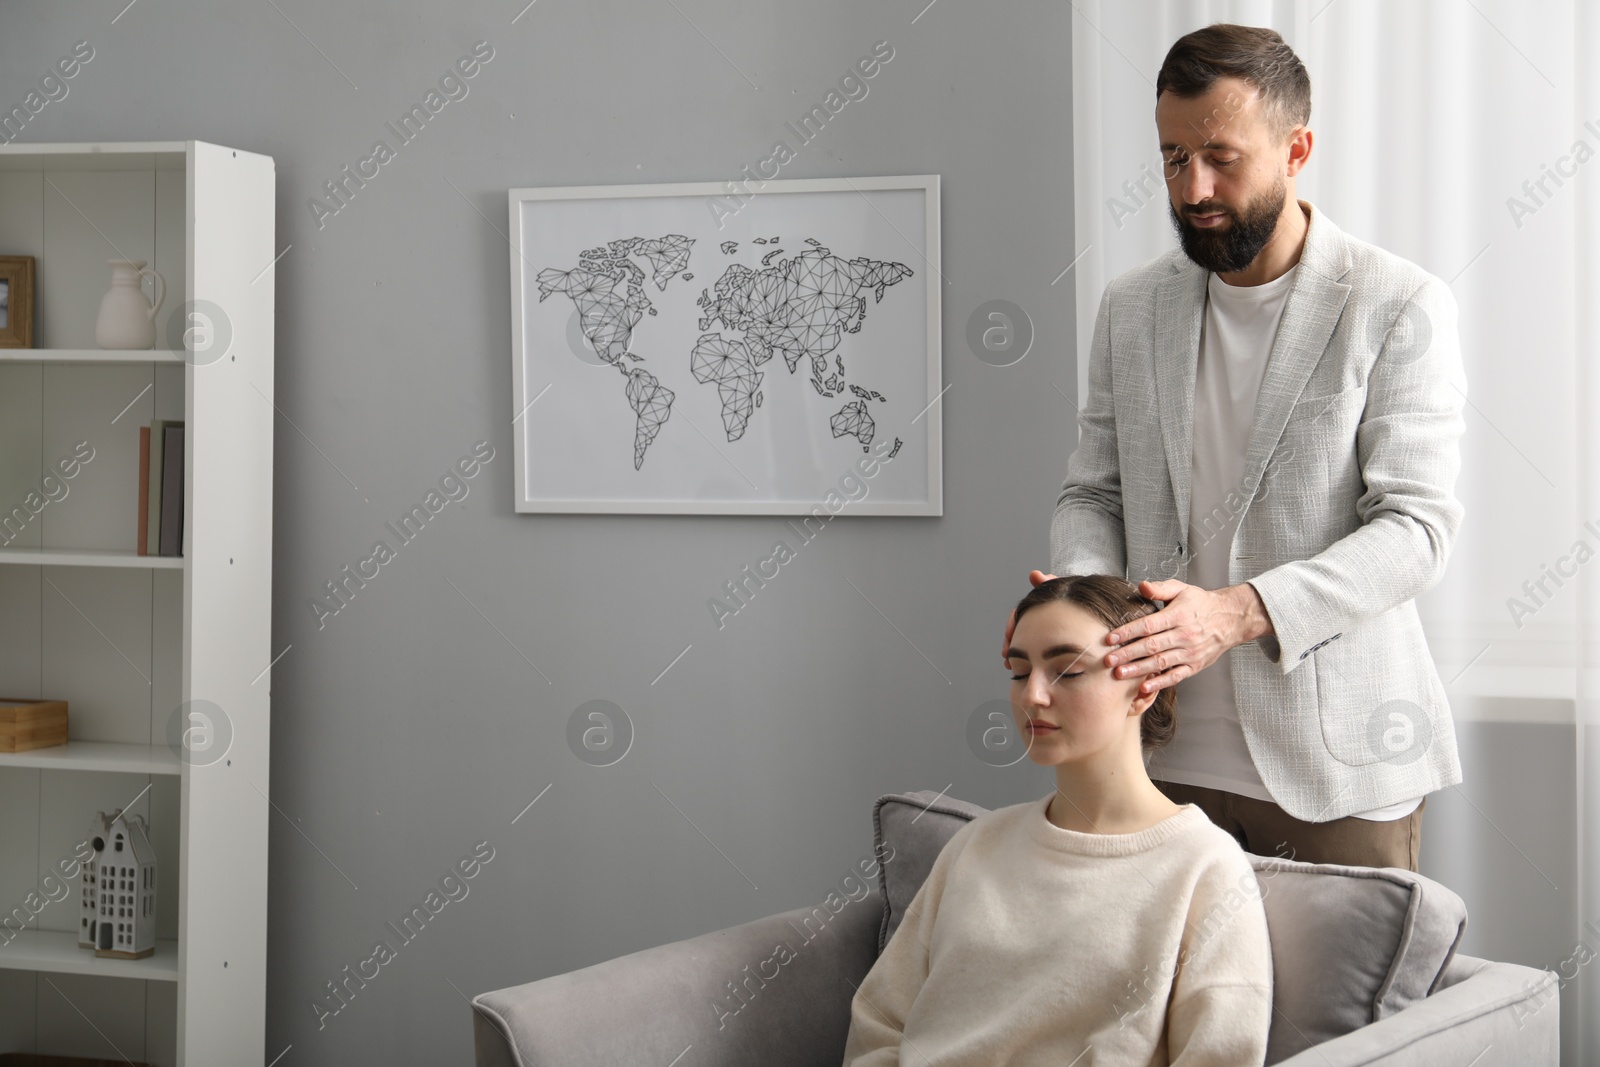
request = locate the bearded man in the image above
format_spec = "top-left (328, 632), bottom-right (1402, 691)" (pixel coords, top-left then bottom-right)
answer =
top-left (1008, 22), bottom-right (1468, 871)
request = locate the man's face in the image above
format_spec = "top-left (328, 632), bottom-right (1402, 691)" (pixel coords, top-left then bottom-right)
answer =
top-left (1156, 76), bottom-right (1291, 273)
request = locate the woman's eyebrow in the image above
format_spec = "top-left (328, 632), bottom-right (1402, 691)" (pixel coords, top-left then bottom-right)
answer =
top-left (1005, 642), bottom-right (1087, 661)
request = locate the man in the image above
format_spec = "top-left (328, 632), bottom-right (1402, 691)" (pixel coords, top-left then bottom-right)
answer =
top-left (1008, 23), bottom-right (1466, 870)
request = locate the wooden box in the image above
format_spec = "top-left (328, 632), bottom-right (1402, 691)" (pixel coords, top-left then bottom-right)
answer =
top-left (0, 699), bottom-right (67, 752)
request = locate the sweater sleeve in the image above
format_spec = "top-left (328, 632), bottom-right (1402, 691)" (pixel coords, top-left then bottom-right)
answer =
top-left (1165, 852), bottom-right (1275, 1066)
top-left (840, 822), bottom-right (973, 1067)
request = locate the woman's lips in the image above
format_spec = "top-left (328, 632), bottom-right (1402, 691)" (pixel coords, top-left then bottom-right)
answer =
top-left (1025, 721), bottom-right (1059, 734)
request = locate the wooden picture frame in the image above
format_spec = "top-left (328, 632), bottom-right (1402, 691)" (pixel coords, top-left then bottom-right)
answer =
top-left (0, 254), bottom-right (35, 348)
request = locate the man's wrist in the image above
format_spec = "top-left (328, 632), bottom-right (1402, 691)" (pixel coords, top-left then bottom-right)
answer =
top-left (1232, 582), bottom-right (1275, 644)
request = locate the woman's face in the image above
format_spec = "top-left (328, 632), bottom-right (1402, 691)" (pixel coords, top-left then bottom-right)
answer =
top-left (1005, 599), bottom-right (1153, 767)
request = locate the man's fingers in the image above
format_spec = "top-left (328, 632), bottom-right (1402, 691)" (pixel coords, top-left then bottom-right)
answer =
top-left (1109, 607), bottom-right (1177, 647)
top-left (1138, 664), bottom-right (1191, 695)
top-left (1115, 650), bottom-right (1166, 678)
top-left (1109, 613), bottom-right (1151, 645)
top-left (1112, 641), bottom-right (1191, 679)
top-left (1116, 627), bottom-right (1181, 660)
top-left (1140, 578), bottom-right (1186, 598)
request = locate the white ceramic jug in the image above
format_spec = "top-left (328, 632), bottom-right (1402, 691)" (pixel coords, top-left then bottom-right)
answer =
top-left (94, 259), bottom-right (166, 349)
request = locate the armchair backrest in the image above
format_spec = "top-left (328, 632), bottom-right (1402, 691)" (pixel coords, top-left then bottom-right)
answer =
top-left (871, 790), bottom-right (1468, 1065)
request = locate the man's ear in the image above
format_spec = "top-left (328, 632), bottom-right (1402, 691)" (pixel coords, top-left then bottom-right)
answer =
top-left (1286, 126), bottom-right (1313, 176)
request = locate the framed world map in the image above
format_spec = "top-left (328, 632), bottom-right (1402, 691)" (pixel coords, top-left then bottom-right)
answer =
top-left (507, 175), bottom-right (941, 515)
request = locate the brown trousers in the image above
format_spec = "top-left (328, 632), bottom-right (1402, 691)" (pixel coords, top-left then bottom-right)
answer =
top-left (1153, 779), bottom-right (1426, 872)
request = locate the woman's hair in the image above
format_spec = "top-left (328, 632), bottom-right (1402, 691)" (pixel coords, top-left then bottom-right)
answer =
top-left (1011, 574), bottom-right (1178, 751)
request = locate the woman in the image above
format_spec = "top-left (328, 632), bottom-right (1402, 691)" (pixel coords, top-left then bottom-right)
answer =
top-left (841, 574), bottom-right (1273, 1065)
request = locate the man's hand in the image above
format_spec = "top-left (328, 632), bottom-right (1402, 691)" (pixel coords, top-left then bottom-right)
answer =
top-left (1001, 570), bottom-right (1058, 667)
top-left (1104, 579), bottom-right (1276, 695)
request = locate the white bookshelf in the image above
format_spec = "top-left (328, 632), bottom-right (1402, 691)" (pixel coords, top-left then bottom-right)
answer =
top-left (0, 141), bottom-right (274, 1067)
top-left (0, 930), bottom-right (179, 982)
top-left (0, 741), bottom-right (181, 776)
top-left (0, 348), bottom-right (187, 364)
top-left (0, 548), bottom-right (185, 569)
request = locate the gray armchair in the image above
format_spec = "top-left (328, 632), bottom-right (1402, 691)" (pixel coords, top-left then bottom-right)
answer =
top-left (472, 790), bottom-right (1559, 1066)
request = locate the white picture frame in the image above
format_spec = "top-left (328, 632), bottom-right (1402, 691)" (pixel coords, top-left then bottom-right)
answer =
top-left (508, 174), bottom-right (941, 515)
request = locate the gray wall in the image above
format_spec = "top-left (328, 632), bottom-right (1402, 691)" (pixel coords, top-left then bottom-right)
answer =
top-left (1426, 711), bottom-right (1578, 1062)
top-left (3, 2), bottom-right (1075, 1063)
top-left (0, 3), bottom-right (1579, 1065)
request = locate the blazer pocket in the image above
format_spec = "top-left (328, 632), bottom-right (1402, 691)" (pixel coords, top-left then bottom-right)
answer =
top-left (1312, 607), bottom-right (1440, 768)
top-left (1288, 383), bottom-right (1366, 421)
top-left (1283, 386), bottom-right (1367, 463)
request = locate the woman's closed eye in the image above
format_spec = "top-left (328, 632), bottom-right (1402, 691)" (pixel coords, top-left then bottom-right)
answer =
top-left (1010, 668), bottom-right (1084, 682)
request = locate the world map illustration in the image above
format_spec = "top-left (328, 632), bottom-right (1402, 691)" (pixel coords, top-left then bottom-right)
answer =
top-left (536, 234), bottom-right (913, 470)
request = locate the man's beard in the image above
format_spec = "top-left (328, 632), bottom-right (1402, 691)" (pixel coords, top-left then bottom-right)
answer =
top-left (1167, 178), bottom-right (1286, 273)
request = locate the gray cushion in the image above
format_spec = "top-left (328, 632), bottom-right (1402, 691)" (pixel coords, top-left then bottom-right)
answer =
top-left (1248, 854), bottom-right (1468, 1062)
top-left (872, 790), bottom-right (992, 954)
top-left (871, 790), bottom-right (1469, 1066)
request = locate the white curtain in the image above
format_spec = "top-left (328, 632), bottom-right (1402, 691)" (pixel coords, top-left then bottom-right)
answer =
top-left (1577, 0), bottom-right (1600, 1060)
top-left (1070, 1), bottom-right (1597, 1061)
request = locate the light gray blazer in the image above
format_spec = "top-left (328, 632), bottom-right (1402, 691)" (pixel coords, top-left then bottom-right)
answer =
top-left (1049, 199), bottom-right (1466, 822)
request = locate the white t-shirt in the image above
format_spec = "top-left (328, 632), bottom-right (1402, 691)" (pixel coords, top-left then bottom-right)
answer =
top-left (1146, 264), bottom-right (1423, 823)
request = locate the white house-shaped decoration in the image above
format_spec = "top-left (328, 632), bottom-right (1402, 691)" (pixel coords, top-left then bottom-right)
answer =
top-left (77, 810), bottom-right (114, 950)
top-left (79, 808), bottom-right (156, 959)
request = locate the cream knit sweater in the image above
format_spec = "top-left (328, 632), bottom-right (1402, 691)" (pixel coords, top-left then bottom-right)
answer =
top-left (841, 794), bottom-right (1273, 1066)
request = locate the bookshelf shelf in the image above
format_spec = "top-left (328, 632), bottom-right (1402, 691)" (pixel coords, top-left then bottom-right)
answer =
top-left (0, 547), bottom-right (184, 569)
top-left (0, 929), bottom-right (179, 982)
top-left (0, 348), bottom-right (185, 363)
top-left (0, 139), bottom-right (274, 1067)
top-left (0, 142), bottom-right (187, 172)
top-left (0, 740), bottom-right (181, 775)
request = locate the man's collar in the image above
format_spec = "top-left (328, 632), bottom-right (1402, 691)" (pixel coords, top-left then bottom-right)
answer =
top-left (1295, 199), bottom-right (1351, 282)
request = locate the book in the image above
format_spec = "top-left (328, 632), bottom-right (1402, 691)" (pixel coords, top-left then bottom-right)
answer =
top-left (159, 423), bottom-right (184, 556)
top-left (145, 419), bottom-right (177, 554)
top-left (137, 425), bottom-right (150, 555)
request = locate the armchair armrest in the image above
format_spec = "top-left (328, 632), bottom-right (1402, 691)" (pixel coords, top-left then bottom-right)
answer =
top-left (473, 888), bottom-right (884, 1067)
top-left (1273, 955), bottom-right (1558, 1066)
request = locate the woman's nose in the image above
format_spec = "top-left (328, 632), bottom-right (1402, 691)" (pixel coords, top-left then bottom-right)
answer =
top-left (1024, 671), bottom-right (1051, 705)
